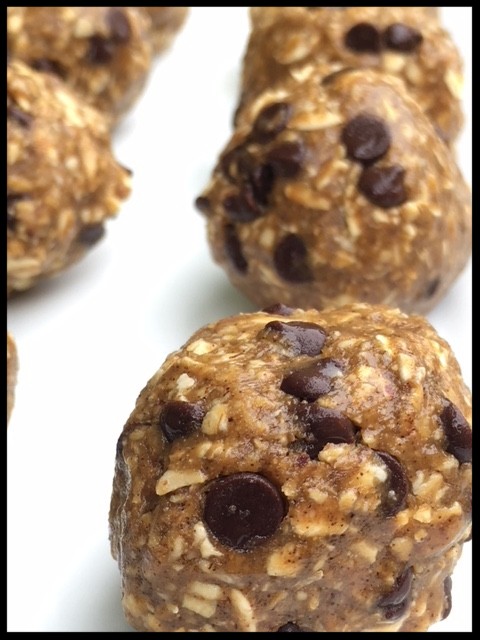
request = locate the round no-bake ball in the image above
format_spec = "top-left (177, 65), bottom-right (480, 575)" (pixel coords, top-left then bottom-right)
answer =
top-left (7, 6), bottom-right (152, 122)
top-left (109, 304), bottom-right (471, 632)
top-left (239, 7), bottom-right (463, 143)
top-left (7, 60), bottom-right (131, 295)
top-left (196, 69), bottom-right (471, 315)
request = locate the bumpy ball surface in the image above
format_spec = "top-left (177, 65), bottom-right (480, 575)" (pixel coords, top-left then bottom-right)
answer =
top-left (109, 304), bottom-right (471, 632)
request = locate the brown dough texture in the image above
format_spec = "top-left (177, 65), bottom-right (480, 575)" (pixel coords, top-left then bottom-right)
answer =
top-left (7, 6), bottom-right (152, 122)
top-left (140, 7), bottom-right (189, 54)
top-left (7, 60), bottom-right (131, 295)
top-left (196, 69), bottom-right (471, 315)
top-left (238, 7), bottom-right (463, 143)
top-left (7, 333), bottom-right (18, 426)
top-left (109, 303), bottom-right (471, 632)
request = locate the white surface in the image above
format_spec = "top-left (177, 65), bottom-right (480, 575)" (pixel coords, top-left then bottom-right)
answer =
top-left (7, 7), bottom-right (471, 633)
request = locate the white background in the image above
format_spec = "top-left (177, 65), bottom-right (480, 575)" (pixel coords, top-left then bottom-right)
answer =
top-left (7, 7), bottom-right (471, 632)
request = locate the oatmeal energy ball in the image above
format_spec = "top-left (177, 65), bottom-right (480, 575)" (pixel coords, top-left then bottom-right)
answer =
top-left (7, 60), bottom-right (131, 295)
top-left (7, 333), bottom-right (18, 426)
top-left (140, 7), bottom-right (189, 54)
top-left (7, 6), bottom-right (152, 122)
top-left (239, 7), bottom-right (463, 143)
top-left (196, 69), bottom-right (471, 315)
top-left (109, 304), bottom-right (472, 632)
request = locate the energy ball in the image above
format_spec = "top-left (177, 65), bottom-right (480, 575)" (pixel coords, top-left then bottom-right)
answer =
top-left (7, 333), bottom-right (18, 426)
top-left (109, 304), bottom-right (472, 632)
top-left (140, 7), bottom-right (189, 54)
top-left (196, 69), bottom-right (471, 315)
top-left (238, 7), bottom-right (463, 143)
top-left (7, 60), bottom-right (131, 295)
top-left (7, 6), bottom-right (152, 122)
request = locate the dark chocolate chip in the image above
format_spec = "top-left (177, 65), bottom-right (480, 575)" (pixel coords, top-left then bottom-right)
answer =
top-left (425, 277), bottom-right (440, 299)
top-left (262, 303), bottom-right (295, 316)
top-left (86, 35), bottom-right (116, 65)
top-left (262, 321), bottom-right (327, 356)
top-left (7, 193), bottom-right (28, 231)
top-left (159, 400), bottom-right (205, 443)
top-left (342, 114), bottom-right (391, 163)
top-left (378, 566), bottom-right (414, 620)
top-left (297, 405), bottom-right (356, 459)
top-left (358, 164), bottom-right (407, 208)
top-left (345, 23), bottom-right (381, 53)
top-left (30, 58), bottom-right (66, 78)
top-left (77, 223), bottom-right (105, 246)
top-left (441, 576), bottom-right (453, 620)
top-left (252, 103), bottom-right (293, 143)
top-left (274, 234), bottom-right (313, 283)
top-left (107, 7), bottom-right (132, 44)
top-left (376, 451), bottom-right (409, 517)
top-left (203, 473), bottom-right (287, 550)
top-left (277, 622), bottom-right (307, 632)
top-left (439, 400), bottom-right (472, 464)
top-left (384, 23), bottom-right (423, 52)
top-left (8, 103), bottom-right (32, 128)
top-left (266, 141), bottom-right (305, 178)
top-left (223, 187), bottom-right (262, 223)
top-left (281, 358), bottom-right (343, 402)
top-left (224, 224), bottom-right (248, 273)
top-left (248, 163), bottom-right (275, 205)
top-left (195, 195), bottom-right (211, 215)
top-left (220, 145), bottom-right (253, 183)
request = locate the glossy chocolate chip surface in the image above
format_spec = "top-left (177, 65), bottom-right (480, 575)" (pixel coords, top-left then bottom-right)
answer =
top-left (376, 451), bottom-right (409, 516)
top-left (266, 141), bottom-right (305, 178)
top-left (262, 321), bottom-right (326, 356)
top-left (378, 566), bottom-right (414, 620)
top-left (223, 189), bottom-right (262, 223)
top-left (342, 114), bottom-right (391, 163)
top-left (297, 405), bottom-right (356, 458)
top-left (441, 576), bottom-right (453, 620)
top-left (384, 23), bottom-right (423, 52)
top-left (252, 103), bottom-right (293, 143)
top-left (262, 303), bottom-right (295, 316)
top-left (277, 622), bottom-right (307, 632)
top-left (159, 401), bottom-right (205, 443)
top-left (281, 358), bottom-right (342, 402)
top-left (203, 473), bottom-right (286, 550)
top-left (439, 400), bottom-right (472, 463)
top-left (358, 164), bottom-right (407, 208)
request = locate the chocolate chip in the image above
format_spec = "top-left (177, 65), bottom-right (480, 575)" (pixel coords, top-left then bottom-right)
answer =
top-left (7, 193), bottom-right (28, 231)
top-left (224, 224), bottom-right (248, 273)
top-left (252, 103), bottom-right (293, 143)
top-left (31, 58), bottom-right (66, 78)
top-left (262, 303), bottom-right (295, 316)
top-left (342, 114), bottom-right (391, 163)
top-left (425, 277), bottom-right (440, 299)
top-left (223, 189), bottom-right (262, 223)
top-left (439, 400), bottom-right (472, 463)
top-left (358, 165), bottom-right (407, 208)
top-left (281, 358), bottom-right (343, 402)
top-left (220, 145), bottom-right (253, 183)
top-left (274, 234), bottom-right (313, 283)
top-left (345, 23), bottom-right (381, 53)
top-left (86, 35), bottom-right (115, 65)
top-left (277, 622), bottom-right (307, 632)
top-left (159, 401), bottom-right (205, 443)
top-left (77, 223), bottom-right (105, 246)
top-left (8, 103), bottom-right (32, 128)
top-left (297, 405), bottom-right (356, 459)
top-left (248, 163), bottom-right (275, 205)
top-left (195, 196), bottom-right (211, 216)
top-left (384, 23), bottom-right (423, 52)
top-left (266, 141), bottom-right (305, 178)
top-left (376, 451), bottom-right (409, 517)
top-left (107, 7), bottom-right (132, 44)
top-left (203, 473), bottom-right (287, 550)
top-left (262, 321), bottom-right (326, 356)
top-left (378, 566), bottom-right (414, 620)
top-left (441, 576), bottom-right (453, 620)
